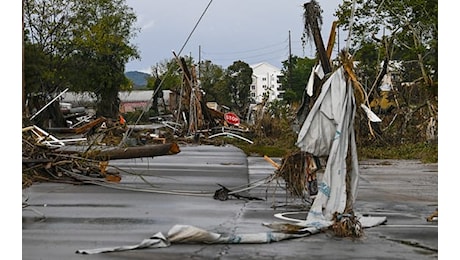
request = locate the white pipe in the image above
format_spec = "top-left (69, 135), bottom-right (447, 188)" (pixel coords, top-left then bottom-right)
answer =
top-left (30, 88), bottom-right (69, 120)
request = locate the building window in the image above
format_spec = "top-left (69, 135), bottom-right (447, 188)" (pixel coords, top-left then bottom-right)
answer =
top-left (251, 93), bottom-right (255, 97)
top-left (262, 77), bottom-right (267, 81)
top-left (251, 85), bottom-right (255, 90)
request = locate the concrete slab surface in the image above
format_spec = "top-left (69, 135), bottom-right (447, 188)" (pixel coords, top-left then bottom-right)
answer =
top-left (22, 144), bottom-right (438, 259)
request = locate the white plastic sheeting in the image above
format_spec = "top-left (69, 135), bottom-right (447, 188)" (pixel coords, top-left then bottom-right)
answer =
top-left (379, 73), bottom-right (393, 91)
top-left (360, 104), bottom-right (382, 122)
top-left (306, 64), bottom-right (325, 97)
top-left (75, 224), bottom-right (315, 254)
top-left (76, 216), bottom-right (386, 254)
top-left (296, 66), bottom-right (360, 228)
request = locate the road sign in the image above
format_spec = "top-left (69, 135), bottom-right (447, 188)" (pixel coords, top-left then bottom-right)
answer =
top-left (224, 112), bottom-right (240, 125)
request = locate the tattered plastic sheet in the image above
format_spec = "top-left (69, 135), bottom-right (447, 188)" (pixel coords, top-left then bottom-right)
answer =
top-left (76, 224), bottom-right (314, 254)
top-left (296, 66), bottom-right (360, 228)
top-left (76, 215), bottom-right (386, 255)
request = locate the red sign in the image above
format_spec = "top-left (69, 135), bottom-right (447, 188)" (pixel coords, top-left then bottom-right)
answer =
top-left (224, 112), bottom-right (240, 125)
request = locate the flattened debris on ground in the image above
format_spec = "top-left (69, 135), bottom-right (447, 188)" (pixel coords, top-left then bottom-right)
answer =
top-left (76, 217), bottom-right (387, 255)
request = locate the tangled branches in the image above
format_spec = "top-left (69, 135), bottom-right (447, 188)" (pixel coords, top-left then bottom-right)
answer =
top-left (274, 151), bottom-right (307, 197)
top-left (22, 129), bottom-right (120, 189)
top-left (330, 211), bottom-right (363, 238)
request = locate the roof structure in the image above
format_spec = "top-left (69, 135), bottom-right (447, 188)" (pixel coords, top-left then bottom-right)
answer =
top-left (62, 90), bottom-right (157, 103)
top-left (250, 62), bottom-right (281, 72)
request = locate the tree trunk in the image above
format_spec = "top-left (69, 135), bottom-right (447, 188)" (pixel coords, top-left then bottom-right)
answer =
top-left (312, 26), bottom-right (332, 74)
top-left (96, 83), bottom-right (120, 120)
top-left (85, 143), bottom-right (181, 160)
top-left (408, 24), bottom-right (433, 88)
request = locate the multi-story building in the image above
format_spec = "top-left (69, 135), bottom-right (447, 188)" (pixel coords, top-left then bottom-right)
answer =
top-left (249, 62), bottom-right (284, 104)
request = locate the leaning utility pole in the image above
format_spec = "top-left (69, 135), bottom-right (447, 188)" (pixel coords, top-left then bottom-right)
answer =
top-left (296, 0), bottom-right (333, 124)
top-left (288, 30), bottom-right (292, 91)
top-left (302, 0), bottom-right (331, 74)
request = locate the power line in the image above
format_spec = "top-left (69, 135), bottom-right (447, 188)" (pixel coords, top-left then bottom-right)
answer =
top-left (200, 38), bottom-right (291, 66)
top-left (176, 0), bottom-right (214, 56)
top-left (202, 39), bottom-right (288, 55)
top-left (203, 45), bottom-right (287, 59)
top-left (120, 0), bottom-right (214, 146)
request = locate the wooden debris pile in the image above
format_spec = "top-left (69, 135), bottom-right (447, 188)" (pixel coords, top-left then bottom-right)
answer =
top-left (22, 128), bottom-right (121, 189)
top-left (22, 119), bottom-right (181, 189)
top-left (166, 52), bottom-right (253, 144)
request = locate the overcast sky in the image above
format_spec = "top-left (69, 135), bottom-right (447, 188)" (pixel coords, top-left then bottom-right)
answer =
top-left (124, 0), bottom-right (345, 73)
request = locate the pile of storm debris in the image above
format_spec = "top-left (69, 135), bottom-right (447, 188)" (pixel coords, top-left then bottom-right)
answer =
top-left (147, 51), bottom-right (253, 145)
top-left (22, 52), bottom-right (253, 189)
top-left (22, 115), bottom-right (181, 189)
top-left (22, 48), bottom-right (255, 189)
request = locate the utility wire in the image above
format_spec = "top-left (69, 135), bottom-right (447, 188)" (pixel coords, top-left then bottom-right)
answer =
top-left (60, 166), bottom-right (275, 197)
top-left (177, 0), bottom-right (214, 56)
top-left (202, 39), bottom-right (288, 55)
top-left (204, 46), bottom-right (288, 61)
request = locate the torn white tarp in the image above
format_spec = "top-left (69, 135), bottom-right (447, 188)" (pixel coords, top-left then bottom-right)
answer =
top-left (75, 224), bottom-right (314, 254)
top-left (76, 216), bottom-right (387, 255)
top-left (360, 103), bottom-right (382, 122)
top-left (379, 73), bottom-right (393, 91)
top-left (296, 66), bottom-right (360, 229)
top-left (306, 63), bottom-right (325, 97)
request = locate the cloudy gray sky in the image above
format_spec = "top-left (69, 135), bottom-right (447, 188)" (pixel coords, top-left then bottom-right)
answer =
top-left (125, 0), bottom-right (345, 73)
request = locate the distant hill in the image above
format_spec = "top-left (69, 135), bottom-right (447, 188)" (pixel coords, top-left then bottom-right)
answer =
top-left (125, 71), bottom-right (150, 89)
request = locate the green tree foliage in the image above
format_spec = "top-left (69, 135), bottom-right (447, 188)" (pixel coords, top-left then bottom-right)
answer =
top-left (23, 0), bottom-right (73, 95)
top-left (280, 55), bottom-right (316, 105)
top-left (145, 58), bottom-right (185, 117)
top-left (23, 0), bottom-right (139, 120)
top-left (66, 0), bottom-right (139, 118)
top-left (198, 60), bottom-right (228, 107)
top-left (352, 39), bottom-right (381, 91)
top-left (334, 0), bottom-right (437, 147)
top-left (224, 61), bottom-right (253, 118)
top-left (23, 0), bottom-right (77, 126)
top-left (148, 56), bottom-right (198, 92)
top-left (335, 0), bottom-right (437, 90)
top-left (23, 41), bottom-right (51, 94)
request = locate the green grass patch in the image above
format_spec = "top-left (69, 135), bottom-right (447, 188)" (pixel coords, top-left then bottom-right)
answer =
top-left (214, 136), bottom-right (296, 157)
top-left (357, 142), bottom-right (438, 163)
top-left (225, 136), bottom-right (437, 164)
top-left (237, 143), bottom-right (293, 157)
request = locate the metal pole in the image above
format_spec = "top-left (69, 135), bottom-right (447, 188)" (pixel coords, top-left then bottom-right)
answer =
top-left (30, 88), bottom-right (69, 121)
